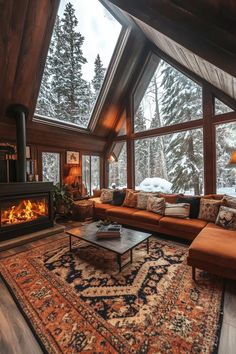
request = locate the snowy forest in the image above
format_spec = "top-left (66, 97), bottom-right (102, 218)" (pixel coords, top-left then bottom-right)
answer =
top-left (36, 2), bottom-right (107, 128)
top-left (110, 60), bottom-right (236, 195)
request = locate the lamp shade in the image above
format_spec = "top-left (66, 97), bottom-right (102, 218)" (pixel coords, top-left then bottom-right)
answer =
top-left (69, 166), bottom-right (80, 176)
top-left (226, 150), bottom-right (236, 168)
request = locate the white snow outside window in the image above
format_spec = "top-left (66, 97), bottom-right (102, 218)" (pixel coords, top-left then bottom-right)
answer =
top-left (42, 152), bottom-right (60, 185)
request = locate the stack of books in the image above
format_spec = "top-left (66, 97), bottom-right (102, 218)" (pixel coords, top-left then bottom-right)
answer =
top-left (96, 224), bottom-right (122, 239)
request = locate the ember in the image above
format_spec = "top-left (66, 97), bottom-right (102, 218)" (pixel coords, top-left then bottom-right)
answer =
top-left (1, 198), bottom-right (48, 226)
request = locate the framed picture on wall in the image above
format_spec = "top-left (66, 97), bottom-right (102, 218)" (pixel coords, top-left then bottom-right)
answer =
top-left (66, 151), bottom-right (80, 165)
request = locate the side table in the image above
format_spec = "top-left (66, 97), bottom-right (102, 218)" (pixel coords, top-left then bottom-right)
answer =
top-left (72, 199), bottom-right (94, 221)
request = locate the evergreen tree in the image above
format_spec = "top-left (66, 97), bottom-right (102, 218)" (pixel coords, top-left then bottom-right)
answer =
top-left (134, 106), bottom-right (149, 186)
top-left (160, 61), bottom-right (203, 194)
top-left (92, 54), bottom-right (105, 94)
top-left (49, 16), bottom-right (65, 120)
top-left (61, 2), bottom-right (88, 126)
top-left (36, 56), bottom-right (53, 117)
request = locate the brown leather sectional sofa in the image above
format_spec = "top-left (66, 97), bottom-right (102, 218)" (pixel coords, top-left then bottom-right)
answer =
top-left (90, 195), bottom-right (236, 281)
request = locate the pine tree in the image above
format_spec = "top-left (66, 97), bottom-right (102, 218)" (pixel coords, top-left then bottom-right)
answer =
top-left (160, 61), bottom-right (203, 194)
top-left (61, 2), bottom-right (88, 126)
top-left (49, 16), bottom-right (65, 120)
top-left (92, 54), bottom-right (105, 94)
top-left (36, 56), bottom-right (53, 117)
top-left (134, 106), bottom-right (149, 186)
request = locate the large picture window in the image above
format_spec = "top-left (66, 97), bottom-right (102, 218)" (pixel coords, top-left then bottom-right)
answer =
top-left (82, 155), bottom-right (100, 195)
top-left (109, 142), bottom-right (127, 188)
top-left (35, 0), bottom-right (122, 129)
top-left (135, 129), bottom-right (204, 194)
top-left (216, 122), bottom-right (236, 196)
top-left (134, 59), bottom-right (202, 133)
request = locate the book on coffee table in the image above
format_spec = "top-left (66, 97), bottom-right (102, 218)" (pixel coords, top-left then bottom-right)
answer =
top-left (96, 224), bottom-right (122, 239)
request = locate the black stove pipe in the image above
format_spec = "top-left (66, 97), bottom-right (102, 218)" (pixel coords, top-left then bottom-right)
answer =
top-left (6, 104), bottom-right (29, 182)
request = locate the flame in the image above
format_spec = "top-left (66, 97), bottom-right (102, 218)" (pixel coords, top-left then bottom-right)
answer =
top-left (1, 199), bottom-right (48, 226)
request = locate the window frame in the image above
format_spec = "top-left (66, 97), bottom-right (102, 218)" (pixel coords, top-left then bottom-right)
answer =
top-left (82, 153), bottom-right (101, 195)
top-left (33, 1), bottom-right (131, 133)
top-left (107, 48), bottom-right (236, 194)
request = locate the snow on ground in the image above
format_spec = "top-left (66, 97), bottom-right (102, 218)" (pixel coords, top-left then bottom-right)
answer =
top-left (217, 187), bottom-right (236, 196)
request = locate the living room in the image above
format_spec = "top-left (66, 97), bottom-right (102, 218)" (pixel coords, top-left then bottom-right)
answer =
top-left (0, 0), bottom-right (236, 353)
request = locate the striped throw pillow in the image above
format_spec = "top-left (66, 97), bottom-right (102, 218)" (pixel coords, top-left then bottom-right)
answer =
top-left (164, 202), bottom-right (190, 219)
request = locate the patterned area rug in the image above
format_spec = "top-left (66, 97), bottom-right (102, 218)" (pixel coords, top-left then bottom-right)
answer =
top-left (0, 235), bottom-right (223, 353)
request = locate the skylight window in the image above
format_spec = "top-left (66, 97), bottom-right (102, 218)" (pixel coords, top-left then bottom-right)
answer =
top-left (35, 0), bottom-right (122, 129)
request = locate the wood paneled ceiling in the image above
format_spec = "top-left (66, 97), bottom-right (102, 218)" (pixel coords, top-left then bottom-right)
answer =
top-left (135, 18), bottom-right (236, 101)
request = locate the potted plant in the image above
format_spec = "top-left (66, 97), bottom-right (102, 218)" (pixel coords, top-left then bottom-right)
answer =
top-left (52, 183), bottom-right (73, 217)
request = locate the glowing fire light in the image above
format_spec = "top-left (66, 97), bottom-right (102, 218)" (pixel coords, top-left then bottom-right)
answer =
top-left (1, 199), bottom-right (48, 226)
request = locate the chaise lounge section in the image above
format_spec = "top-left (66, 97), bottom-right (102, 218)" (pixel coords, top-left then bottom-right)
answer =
top-left (91, 193), bottom-right (236, 281)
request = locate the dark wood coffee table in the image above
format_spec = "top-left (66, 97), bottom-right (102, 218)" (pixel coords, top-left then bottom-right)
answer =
top-left (66, 223), bottom-right (152, 272)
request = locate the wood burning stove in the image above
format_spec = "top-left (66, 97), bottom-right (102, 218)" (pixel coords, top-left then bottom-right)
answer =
top-left (0, 182), bottom-right (54, 241)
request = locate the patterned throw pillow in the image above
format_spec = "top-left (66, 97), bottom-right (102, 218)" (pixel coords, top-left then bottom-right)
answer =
top-left (147, 196), bottom-right (165, 215)
top-left (223, 195), bottom-right (236, 209)
top-left (216, 206), bottom-right (236, 230)
top-left (122, 189), bottom-right (139, 208)
top-left (164, 203), bottom-right (190, 219)
top-left (137, 192), bottom-right (158, 210)
top-left (100, 189), bottom-right (113, 203)
top-left (198, 198), bottom-right (222, 222)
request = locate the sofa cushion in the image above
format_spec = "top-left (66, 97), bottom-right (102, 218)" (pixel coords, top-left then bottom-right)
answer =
top-left (93, 189), bottom-right (102, 198)
top-left (223, 195), bottom-right (236, 209)
top-left (189, 227), bottom-right (236, 269)
top-left (147, 196), bottom-right (165, 215)
top-left (122, 189), bottom-right (139, 208)
top-left (111, 190), bottom-right (126, 206)
top-left (100, 189), bottom-right (113, 203)
top-left (93, 202), bottom-right (115, 216)
top-left (177, 196), bottom-right (200, 218)
top-left (137, 192), bottom-right (158, 210)
top-left (215, 206), bottom-right (236, 230)
top-left (198, 198), bottom-right (222, 222)
top-left (160, 217), bottom-right (207, 233)
top-left (164, 202), bottom-right (190, 219)
top-left (133, 210), bottom-right (163, 224)
top-left (107, 206), bottom-right (138, 219)
top-left (159, 193), bottom-right (182, 203)
top-left (203, 194), bottom-right (224, 200)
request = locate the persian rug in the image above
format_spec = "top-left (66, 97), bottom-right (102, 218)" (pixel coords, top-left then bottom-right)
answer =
top-left (0, 236), bottom-right (224, 353)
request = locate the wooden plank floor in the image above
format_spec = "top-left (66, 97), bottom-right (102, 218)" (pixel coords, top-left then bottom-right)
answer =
top-left (0, 232), bottom-right (235, 354)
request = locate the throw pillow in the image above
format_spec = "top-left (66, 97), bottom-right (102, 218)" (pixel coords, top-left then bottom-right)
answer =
top-left (159, 193), bottom-right (183, 204)
top-left (198, 198), bottom-right (222, 222)
top-left (111, 190), bottom-right (126, 206)
top-left (223, 195), bottom-right (236, 209)
top-left (177, 196), bottom-right (200, 218)
top-left (100, 189), bottom-right (113, 203)
top-left (164, 202), bottom-right (190, 219)
top-left (122, 189), bottom-right (139, 208)
top-left (147, 196), bottom-right (165, 215)
top-left (93, 189), bottom-right (102, 198)
top-left (137, 192), bottom-right (158, 210)
top-left (203, 194), bottom-right (224, 200)
top-left (216, 206), bottom-right (236, 230)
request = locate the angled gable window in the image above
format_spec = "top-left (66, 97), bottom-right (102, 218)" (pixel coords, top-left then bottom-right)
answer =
top-left (214, 98), bottom-right (234, 116)
top-left (134, 56), bottom-right (202, 133)
top-left (35, 0), bottom-right (122, 129)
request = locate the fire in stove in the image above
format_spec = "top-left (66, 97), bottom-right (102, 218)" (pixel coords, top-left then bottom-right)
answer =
top-left (1, 198), bottom-right (48, 226)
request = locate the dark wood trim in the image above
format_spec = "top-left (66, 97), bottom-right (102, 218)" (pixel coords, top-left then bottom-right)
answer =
top-left (212, 112), bottom-right (236, 125)
top-left (151, 45), bottom-right (236, 111)
top-left (131, 119), bottom-right (203, 140)
top-left (108, 0), bottom-right (236, 78)
top-left (202, 88), bottom-right (215, 194)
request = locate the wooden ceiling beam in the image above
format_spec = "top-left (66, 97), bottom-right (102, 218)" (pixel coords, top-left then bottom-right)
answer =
top-left (107, 0), bottom-right (236, 77)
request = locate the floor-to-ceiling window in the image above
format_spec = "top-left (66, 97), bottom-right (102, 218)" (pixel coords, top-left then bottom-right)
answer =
top-left (82, 155), bottom-right (100, 195)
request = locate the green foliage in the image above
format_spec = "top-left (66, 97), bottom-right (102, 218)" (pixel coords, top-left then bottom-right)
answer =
top-left (52, 184), bottom-right (73, 215)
